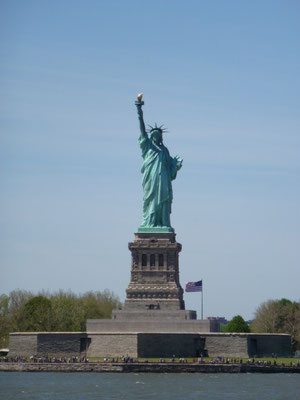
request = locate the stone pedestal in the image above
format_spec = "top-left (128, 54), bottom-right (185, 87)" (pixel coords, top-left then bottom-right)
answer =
top-left (87, 231), bottom-right (219, 336)
top-left (123, 232), bottom-right (186, 313)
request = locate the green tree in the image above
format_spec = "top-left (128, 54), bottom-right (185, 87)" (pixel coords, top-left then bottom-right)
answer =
top-left (81, 290), bottom-right (121, 320)
top-left (252, 298), bottom-right (300, 351)
top-left (23, 296), bottom-right (52, 331)
top-left (49, 290), bottom-right (122, 331)
top-left (0, 295), bottom-right (10, 347)
top-left (0, 289), bottom-right (121, 345)
top-left (50, 291), bottom-right (84, 331)
top-left (8, 289), bottom-right (34, 332)
top-left (225, 315), bottom-right (250, 333)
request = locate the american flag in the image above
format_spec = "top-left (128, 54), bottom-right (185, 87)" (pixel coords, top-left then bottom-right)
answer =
top-left (185, 280), bottom-right (202, 292)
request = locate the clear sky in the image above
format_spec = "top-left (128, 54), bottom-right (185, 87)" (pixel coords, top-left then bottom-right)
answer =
top-left (1, 0), bottom-right (299, 320)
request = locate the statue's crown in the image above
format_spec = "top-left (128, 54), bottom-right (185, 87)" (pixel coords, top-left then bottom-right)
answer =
top-left (147, 123), bottom-right (168, 133)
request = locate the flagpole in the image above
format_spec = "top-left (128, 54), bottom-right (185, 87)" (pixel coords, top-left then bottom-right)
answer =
top-left (201, 280), bottom-right (203, 320)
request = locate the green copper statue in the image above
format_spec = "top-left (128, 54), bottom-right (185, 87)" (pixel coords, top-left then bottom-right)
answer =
top-left (135, 94), bottom-right (183, 233)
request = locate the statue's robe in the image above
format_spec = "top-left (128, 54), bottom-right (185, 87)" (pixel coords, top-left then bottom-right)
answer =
top-left (139, 134), bottom-right (178, 227)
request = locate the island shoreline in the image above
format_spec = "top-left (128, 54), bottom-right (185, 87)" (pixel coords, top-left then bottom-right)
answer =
top-left (1, 362), bottom-right (299, 373)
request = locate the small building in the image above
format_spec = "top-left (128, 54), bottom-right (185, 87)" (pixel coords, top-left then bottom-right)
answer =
top-left (0, 348), bottom-right (9, 357)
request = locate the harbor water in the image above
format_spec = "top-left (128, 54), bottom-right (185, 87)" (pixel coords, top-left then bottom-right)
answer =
top-left (0, 372), bottom-right (299, 400)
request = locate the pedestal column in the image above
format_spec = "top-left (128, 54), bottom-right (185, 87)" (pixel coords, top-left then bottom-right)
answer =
top-left (124, 232), bottom-right (185, 311)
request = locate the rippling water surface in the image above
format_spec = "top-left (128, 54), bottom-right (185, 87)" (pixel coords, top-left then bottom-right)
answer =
top-left (1, 372), bottom-right (299, 400)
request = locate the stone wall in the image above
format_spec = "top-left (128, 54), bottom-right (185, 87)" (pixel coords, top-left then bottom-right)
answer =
top-left (9, 333), bottom-right (37, 357)
top-left (9, 332), bottom-right (291, 358)
top-left (204, 334), bottom-right (249, 358)
top-left (9, 333), bottom-right (86, 357)
top-left (111, 309), bottom-right (197, 321)
top-left (1, 362), bottom-right (300, 373)
top-left (247, 334), bottom-right (292, 357)
top-left (119, 362), bottom-right (299, 373)
top-left (87, 319), bottom-right (216, 333)
top-left (137, 333), bottom-right (204, 357)
top-left (87, 333), bottom-right (138, 358)
top-left (202, 333), bottom-right (291, 358)
top-left (37, 333), bottom-right (85, 357)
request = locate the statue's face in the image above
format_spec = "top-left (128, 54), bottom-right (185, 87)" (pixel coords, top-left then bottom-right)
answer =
top-left (151, 130), bottom-right (163, 145)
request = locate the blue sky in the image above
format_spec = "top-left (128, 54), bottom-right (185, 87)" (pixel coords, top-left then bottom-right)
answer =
top-left (1, 0), bottom-right (299, 320)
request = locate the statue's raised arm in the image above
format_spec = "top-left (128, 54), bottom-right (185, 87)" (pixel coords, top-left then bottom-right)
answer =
top-left (135, 93), bottom-right (147, 138)
top-left (134, 94), bottom-right (183, 234)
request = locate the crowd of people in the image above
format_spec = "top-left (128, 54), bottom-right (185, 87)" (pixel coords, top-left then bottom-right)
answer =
top-left (0, 355), bottom-right (89, 363)
top-left (205, 356), bottom-right (300, 367)
top-left (0, 355), bottom-right (299, 368)
top-left (246, 358), bottom-right (300, 367)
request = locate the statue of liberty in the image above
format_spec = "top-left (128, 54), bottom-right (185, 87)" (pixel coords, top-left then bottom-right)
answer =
top-left (135, 94), bottom-right (183, 233)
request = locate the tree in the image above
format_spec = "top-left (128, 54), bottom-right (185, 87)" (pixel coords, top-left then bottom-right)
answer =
top-left (49, 289), bottom-right (121, 331)
top-left (225, 315), bottom-right (250, 333)
top-left (0, 295), bottom-right (10, 347)
top-left (50, 291), bottom-right (83, 331)
top-left (81, 290), bottom-right (122, 320)
top-left (0, 289), bottom-right (121, 345)
top-left (252, 298), bottom-right (300, 351)
top-left (23, 296), bottom-right (52, 331)
top-left (8, 289), bottom-right (34, 332)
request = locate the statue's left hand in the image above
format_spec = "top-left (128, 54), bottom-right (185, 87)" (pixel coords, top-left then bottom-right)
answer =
top-left (175, 156), bottom-right (183, 170)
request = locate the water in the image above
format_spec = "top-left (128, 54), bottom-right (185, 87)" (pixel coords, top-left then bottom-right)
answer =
top-left (0, 372), bottom-right (299, 400)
